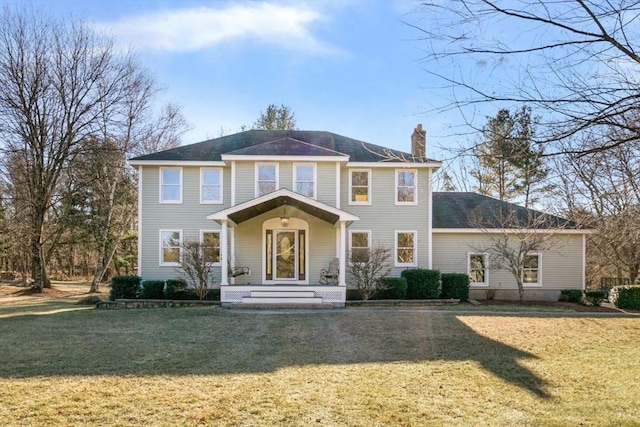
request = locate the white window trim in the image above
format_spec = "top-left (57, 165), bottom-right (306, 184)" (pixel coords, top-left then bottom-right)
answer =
top-left (159, 167), bottom-right (183, 204)
top-left (349, 169), bottom-right (372, 205)
top-left (522, 252), bottom-right (542, 287)
top-left (349, 230), bottom-right (371, 264)
top-left (200, 230), bottom-right (222, 266)
top-left (467, 252), bottom-right (489, 287)
top-left (395, 230), bottom-right (417, 267)
top-left (255, 163), bottom-right (279, 197)
top-left (159, 229), bottom-right (182, 266)
top-left (395, 169), bottom-right (418, 206)
top-left (293, 163), bottom-right (317, 199)
top-left (200, 168), bottom-right (223, 204)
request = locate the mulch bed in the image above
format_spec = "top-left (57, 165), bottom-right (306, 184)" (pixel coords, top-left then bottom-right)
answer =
top-left (477, 299), bottom-right (620, 313)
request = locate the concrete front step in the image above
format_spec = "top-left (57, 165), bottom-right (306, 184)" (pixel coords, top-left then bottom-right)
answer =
top-left (250, 291), bottom-right (316, 298)
top-left (241, 296), bottom-right (323, 304)
top-left (232, 302), bottom-right (334, 310)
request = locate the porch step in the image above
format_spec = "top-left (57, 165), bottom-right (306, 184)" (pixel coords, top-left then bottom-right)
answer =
top-left (241, 296), bottom-right (324, 304)
top-left (250, 291), bottom-right (316, 298)
top-left (232, 302), bottom-right (334, 310)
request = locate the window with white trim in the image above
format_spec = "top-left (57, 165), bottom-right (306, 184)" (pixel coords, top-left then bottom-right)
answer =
top-left (256, 163), bottom-right (278, 196)
top-left (160, 167), bottom-right (182, 203)
top-left (294, 163), bottom-right (316, 198)
top-left (395, 231), bottom-right (417, 266)
top-left (349, 231), bottom-right (371, 263)
top-left (349, 169), bottom-right (371, 204)
top-left (522, 253), bottom-right (541, 286)
top-left (468, 253), bottom-right (488, 286)
top-left (160, 230), bottom-right (181, 265)
top-left (395, 169), bottom-right (417, 204)
top-left (201, 230), bottom-right (221, 265)
top-left (200, 168), bottom-right (223, 204)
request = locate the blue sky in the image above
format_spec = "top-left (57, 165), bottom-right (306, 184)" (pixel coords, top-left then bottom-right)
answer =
top-left (21, 0), bottom-right (458, 160)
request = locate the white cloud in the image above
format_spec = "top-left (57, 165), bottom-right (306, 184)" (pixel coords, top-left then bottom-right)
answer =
top-left (94, 2), bottom-right (340, 55)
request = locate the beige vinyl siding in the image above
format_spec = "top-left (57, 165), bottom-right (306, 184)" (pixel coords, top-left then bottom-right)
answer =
top-left (432, 232), bottom-right (585, 293)
top-left (235, 162), bottom-right (255, 203)
top-left (316, 162), bottom-right (336, 205)
top-left (340, 167), bottom-right (432, 276)
top-left (139, 165), bottom-right (231, 281)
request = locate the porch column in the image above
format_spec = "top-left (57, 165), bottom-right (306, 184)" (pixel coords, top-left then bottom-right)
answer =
top-left (220, 219), bottom-right (229, 286)
top-left (339, 220), bottom-right (347, 286)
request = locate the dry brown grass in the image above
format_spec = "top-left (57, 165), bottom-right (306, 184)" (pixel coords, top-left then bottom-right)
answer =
top-left (0, 284), bottom-right (638, 426)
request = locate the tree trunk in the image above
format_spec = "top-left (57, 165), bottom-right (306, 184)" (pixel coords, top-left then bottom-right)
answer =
top-left (516, 278), bottom-right (525, 302)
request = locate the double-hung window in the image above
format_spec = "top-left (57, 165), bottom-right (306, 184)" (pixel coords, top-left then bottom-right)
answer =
top-left (201, 231), bottom-right (221, 265)
top-left (349, 169), bottom-right (371, 204)
top-left (395, 169), bottom-right (417, 205)
top-left (200, 168), bottom-right (222, 204)
top-left (468, 253), bottom-right (488, 286)
top-left (522, 253), bottom-right (541, 286)
top-left (395, 231), bottom-right (417, 266)
top-left (349, 231), bottom-right (371, 263)
top-left (256, 163), bottom-right (278, 197)
top-left (294, 164), bottom-right (316, 198)
top-left (160, 167), bottom-right (182, 203)
top-left (160, 230), bottom-right (181, 265)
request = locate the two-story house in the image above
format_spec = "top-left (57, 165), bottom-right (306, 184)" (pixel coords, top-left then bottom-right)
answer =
top-left (129, 125), bottom-right (587, 306)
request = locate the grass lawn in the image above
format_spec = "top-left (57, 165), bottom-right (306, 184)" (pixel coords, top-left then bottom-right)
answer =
top-left (0, 285), bottom-right (639, 426)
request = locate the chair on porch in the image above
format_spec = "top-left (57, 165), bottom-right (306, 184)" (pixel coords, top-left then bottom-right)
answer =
top-left (319, 258), bottom-right (339, 285)
top-left (228, 259), bottom-right (250, 278)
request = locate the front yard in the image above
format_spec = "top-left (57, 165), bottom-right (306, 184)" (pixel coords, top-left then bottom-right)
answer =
top-left (0, 283), bottom-right (638, 426)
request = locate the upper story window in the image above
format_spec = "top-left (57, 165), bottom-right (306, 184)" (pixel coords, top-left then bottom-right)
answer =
top-left (349, 169), bottom-right (371, 205)
top-left (256, 163), bottom-right (278, 197)
top-left (160, 230), bottom-right (181, 266)
top-left (201, 230), bottom-right (221, 265)
top-left (200, 168), bottom-right (223, 204)
top-left (349, 231), bottom-right (371, 263)
top-left (522, 253), bottom-right (541, 286)
top-left (395, 231), bottom-right (417, 267)
top-left (160, 167), bottom-right (182, 204)
top-left (395, 169), bottom-right (417, 205)
top-left (294, 163), bottom-right (316, 198)
top-left (468, 253), bottom-right (488, 286)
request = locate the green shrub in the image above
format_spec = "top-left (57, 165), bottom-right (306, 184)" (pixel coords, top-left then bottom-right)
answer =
top-left (141, 280), bottom-right (165, 299)
top-left (164, 279), bottom-right (187, 299)
top-left (401, 269), bottom-right (441, 299)
top-left (610, 285), bottom-right (640, 310)
top-left (376, 277), bottom-right (408, 299)
top-left (109, 275), bottom-right (141, 300)
top-left (440, 273), bottom-right (470, 300)
top-left (584, 290), bottom-right (606, 307)
top-left (558, 289), bottom-right (583, 303)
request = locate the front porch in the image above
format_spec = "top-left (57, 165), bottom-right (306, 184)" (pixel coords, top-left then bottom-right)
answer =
top-left (207, 189), bottom-right (358, 307)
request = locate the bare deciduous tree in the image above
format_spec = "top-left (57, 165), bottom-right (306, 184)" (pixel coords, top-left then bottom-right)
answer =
top-left (178, 240), bottom-right (216, 300)
top-left (472, 207), bottom-right (566, 301)
top-left (0, 7), bottom-right (161, 291)
top-left (349, 246), bottom-right (393, 300)
top-left (414, 1), bottom-right (640, 154)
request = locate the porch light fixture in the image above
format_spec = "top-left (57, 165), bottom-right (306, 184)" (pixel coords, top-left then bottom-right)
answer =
top-left (280, 206), bottom-right (290, 228)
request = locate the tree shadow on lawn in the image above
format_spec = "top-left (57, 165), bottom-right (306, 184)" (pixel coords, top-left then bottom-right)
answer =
top-left (0, 309), bottom-right (585, 398)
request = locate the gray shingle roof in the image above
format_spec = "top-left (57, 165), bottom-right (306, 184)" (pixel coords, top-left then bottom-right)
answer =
top-left (130, 130), bottom-right (439, 163)
top-left (433, 192), bottom-right (579, 229)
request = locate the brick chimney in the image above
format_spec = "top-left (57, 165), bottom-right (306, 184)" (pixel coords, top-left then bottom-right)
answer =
top-left (411, 124), bottom-right (426, 158)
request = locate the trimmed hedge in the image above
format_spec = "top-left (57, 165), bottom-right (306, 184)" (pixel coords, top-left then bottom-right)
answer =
top-left (141, 280), bottom-right (165, 299)
top-left (109, 275), bottom-right (141, 300)
top-left (440, 273), bottom-right (470, 301)
top-left (609, 285), bottom-right (640, 310)
top-left (376, 277), bottom-right (408, 299)
top-left (584, 290), bottom-right (606, 307)
top-left (402, 269), bottom-right (441, 299)
top-left (558, 289), bottom-right (583, 303)
top-left (164, 279), bottom-right (187, 300)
